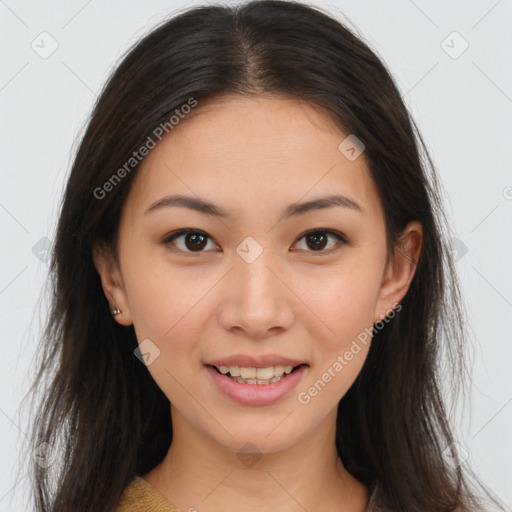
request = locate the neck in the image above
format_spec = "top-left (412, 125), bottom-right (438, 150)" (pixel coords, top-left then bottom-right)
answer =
top-left (143, 407), bottom-right (369, 512)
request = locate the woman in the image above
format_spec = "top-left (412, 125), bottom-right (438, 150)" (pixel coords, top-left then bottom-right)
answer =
top-left (26, 1), bottom-right (506, 511)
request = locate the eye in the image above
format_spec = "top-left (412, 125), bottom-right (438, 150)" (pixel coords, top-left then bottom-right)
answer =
top-left (163, 229), bottom-right (219, 254)
top-left (163, 228), bottom-right (348, 255)
top-left (292, 229), bottom-right (347, 253)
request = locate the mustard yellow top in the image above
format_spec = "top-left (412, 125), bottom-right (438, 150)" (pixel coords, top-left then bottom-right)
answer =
top-left (115, 475), bottom-right (388, 511)
top-left (115, 476), bottom-right (179, 511)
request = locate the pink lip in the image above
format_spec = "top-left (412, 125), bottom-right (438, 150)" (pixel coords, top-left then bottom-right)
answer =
top-left (205, 354), bottom-right (307, 368)
top-left (205, 364), bottom-right (307, 405)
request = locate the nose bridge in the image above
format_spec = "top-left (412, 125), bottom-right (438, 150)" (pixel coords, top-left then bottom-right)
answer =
top-left (239, 251), bottom-right (277, 292)
top-left (217, 236), bottom-right (295, 336)
top-left (235, 237), bottom-right (284, 304)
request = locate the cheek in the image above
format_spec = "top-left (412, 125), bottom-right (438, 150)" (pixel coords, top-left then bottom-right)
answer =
top-left (314, 284), bottom-right (374, 376)
top-left (123, 247), bottom-right (207, 336)
top-left (302, 262), bottom-right (382, 343)
top-left (297, 260), bottom-right (381, 403)
top-left (123, 256), bottom-right (219, 390)
top-left (297, 283), bottom-right (375, 410)
top-left (125, 266), bottom-right (210, 401)
top-left (130, 289), bottom-right (208, 362)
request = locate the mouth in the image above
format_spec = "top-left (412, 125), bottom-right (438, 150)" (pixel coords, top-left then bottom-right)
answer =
top-left (206, 363), bottom-right (307, 385)
top-left (204, 361), bottom-right (309, 405)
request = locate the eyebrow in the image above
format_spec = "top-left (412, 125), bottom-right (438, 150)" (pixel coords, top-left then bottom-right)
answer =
top-left (144, 193), bottom-right (362, 220)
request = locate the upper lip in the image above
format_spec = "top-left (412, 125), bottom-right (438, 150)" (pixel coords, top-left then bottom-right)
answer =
top-left (205, 354), bottom-right (308, 368)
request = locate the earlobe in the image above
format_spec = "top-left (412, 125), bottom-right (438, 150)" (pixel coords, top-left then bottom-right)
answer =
top-left (92, 242), bottom-right (133, 326)
top-left (373, 221), bottom-right (423, 324)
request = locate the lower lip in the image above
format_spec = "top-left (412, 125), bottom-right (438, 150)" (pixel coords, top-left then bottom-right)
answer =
top-left (205, 365), bottom-right (307, 406)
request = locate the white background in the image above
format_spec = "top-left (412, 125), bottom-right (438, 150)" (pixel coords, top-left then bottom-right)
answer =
top-left (1, 0), bottom-right (511, 510)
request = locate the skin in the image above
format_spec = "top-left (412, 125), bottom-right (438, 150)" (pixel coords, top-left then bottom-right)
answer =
top-left (94, 94), bottom-right (422, 512)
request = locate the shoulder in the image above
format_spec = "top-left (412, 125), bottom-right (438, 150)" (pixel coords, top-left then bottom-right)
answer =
top-left (115, 475), bottom-right (180, 512)
top-left (115, 475), bottom-right (391, 512)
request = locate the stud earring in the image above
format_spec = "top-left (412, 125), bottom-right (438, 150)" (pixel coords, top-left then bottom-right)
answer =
top-left (111, 308), bottom-right (122, 316)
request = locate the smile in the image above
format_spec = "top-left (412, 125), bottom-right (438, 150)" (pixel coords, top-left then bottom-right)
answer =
top-left (212, 364), bottom-right (302, 384)
top-left (205, 364), bottom-right (308, 405)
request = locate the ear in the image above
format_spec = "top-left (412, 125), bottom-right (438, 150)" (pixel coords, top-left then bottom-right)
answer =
top-left (373, 221), bottom-right (423, 323)
top-left (92, 242), bottom-right (133, 326)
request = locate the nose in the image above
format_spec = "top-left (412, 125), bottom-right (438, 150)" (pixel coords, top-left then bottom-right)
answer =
top-left (217, 247), bottom-right (296, 339)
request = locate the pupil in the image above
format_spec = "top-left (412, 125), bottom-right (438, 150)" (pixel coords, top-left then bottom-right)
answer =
top-left (307, 233), bottom-right (327, 250)
top-left (186, 233), bottom-right (207, 251)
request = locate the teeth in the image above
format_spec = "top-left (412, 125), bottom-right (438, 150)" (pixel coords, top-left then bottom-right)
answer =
top-left (217, 364), bottom-right (296, 379)
top-left (234, 376), bottom-right (286, 385)
top-left (240, 367), bottom-right (256, 379)
top-left (229, 366), bottom-right (241, 377)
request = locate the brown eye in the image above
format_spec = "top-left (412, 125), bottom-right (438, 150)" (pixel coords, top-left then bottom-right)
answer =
top-left (294, 230), bottom-right (347, 253)
top-left (184, 232), bottom-right (208, 251)
top-left (164, 229), bottom-right (217, 253)
top-left (305, 232), bottom-right (328, 250)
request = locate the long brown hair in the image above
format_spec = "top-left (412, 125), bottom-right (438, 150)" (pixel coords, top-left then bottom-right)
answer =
top-left (20, 1), bottom-right (506, 510)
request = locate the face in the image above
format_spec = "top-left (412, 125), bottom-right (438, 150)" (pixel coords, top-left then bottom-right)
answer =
top-left (94, 94), bottom-right (421, 455)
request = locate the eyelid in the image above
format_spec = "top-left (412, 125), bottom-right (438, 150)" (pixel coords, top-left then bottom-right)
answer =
top-left (163, 228), bottom-right (348, 254)
top-left (295, 228), bottom-right (348, 245)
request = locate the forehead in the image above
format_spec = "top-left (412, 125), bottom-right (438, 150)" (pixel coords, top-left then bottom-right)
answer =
top-left (124, 94), bottom-right (380, 221)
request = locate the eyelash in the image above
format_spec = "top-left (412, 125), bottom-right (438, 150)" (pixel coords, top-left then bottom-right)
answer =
top-left (162, 228), bottom-right (348, 255)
